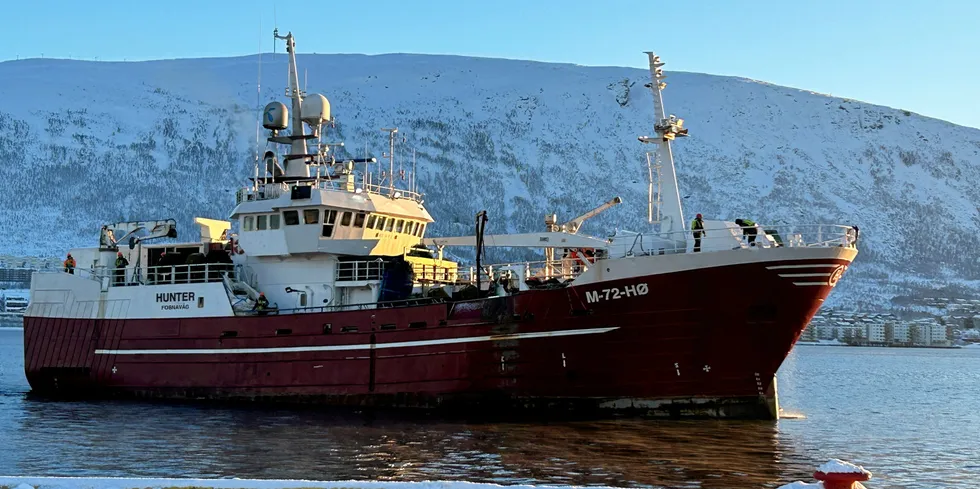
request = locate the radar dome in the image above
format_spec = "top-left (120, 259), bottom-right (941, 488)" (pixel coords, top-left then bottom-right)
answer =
top-left (301, 94), bottom-right (330, 126)
top-left (262, 102), bottom-right (288, 130)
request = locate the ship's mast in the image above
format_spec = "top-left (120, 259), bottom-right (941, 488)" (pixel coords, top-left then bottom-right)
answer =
top-left (274, 28), bottom-right (310, 178)
top-left (381, 127), bottom-right (398, 196)
top-left (638, 52), bottom-right (688, 236)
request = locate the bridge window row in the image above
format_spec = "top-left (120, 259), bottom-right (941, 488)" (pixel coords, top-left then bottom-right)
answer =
top-left (241, 209), bottom-right (426, 239)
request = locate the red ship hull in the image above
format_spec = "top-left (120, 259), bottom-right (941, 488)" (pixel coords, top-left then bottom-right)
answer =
top-left (23, 253), bottom-right (850, 419)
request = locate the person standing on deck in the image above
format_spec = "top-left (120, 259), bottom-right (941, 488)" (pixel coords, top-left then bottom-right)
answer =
top-left (254, 292), bottom-right (270, 315)
top-left (690, 214), bottom-right (706, 252)
top-left (114, 252), bottom-right (129, 285)
top-left (63, 253), bottom-right (75, 274)
top-left (734, 219), bottom-right (758, 246)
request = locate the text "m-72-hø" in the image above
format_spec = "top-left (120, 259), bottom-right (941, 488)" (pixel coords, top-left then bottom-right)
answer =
top-left (584, 283), bottom-right (649, 303)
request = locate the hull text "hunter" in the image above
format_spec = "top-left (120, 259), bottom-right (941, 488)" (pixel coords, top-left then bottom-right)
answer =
top-left (156, 292), bottom-right (196, 302)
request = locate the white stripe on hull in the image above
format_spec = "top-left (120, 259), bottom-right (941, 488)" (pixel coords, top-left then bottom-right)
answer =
top-left (765, 264), bottom-right (840, 270)
top-left (777, 272), bottom-right (832, 278)
top-left (94, 326), bottom-right (620, 356)
top-left (793, 282), bottom-right (829, 286)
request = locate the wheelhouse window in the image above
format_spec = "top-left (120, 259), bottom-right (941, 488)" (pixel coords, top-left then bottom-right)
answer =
top-left (303, 209), bottom-right (320, 225)
top-left (340, 212), bottom-right (352, 226)
top-left (385, 217), bottom-right (395, 232)
top-left (395, 219), bottom-right (404, 233)
top-left (418, 223), bottom-right (426, 237)
top-left (354, 212), bottom-right (366, 228)
top-left (322, 210), bottom-right (339, 237)
top-left (243, 216), bottom-right (254, 231)
top-left (376, 216), bottom-right (387, 231)
top-left (366, 214), bottom-right (377, 229)
top-left (269, 214), bottom-right (281, 229)
top-left (283, 210), bottom-right (299, 226)
top-left (256, 215), bottom-right (268, 231)
top-left (410, 222), bottom-right (419, 236)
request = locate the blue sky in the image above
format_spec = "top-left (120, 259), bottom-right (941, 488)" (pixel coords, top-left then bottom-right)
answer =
top-left (3, 0), bottom-right (977, 128)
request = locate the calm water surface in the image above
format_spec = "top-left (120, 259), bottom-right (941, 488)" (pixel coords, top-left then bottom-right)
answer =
top-left (0, 325), bottom-right (977, 488)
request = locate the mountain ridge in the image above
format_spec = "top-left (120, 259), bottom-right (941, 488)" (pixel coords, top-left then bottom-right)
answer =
top-left (5, 53), bottom-right (971, 131)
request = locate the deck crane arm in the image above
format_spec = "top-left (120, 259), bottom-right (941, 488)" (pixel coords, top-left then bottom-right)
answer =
top-left (102, 219), bottom-right (178, 248)
top-left (561, 196), bottom-right (623, 234)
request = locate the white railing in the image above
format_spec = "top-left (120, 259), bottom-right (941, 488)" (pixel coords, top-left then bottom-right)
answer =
top-left (336, 260), bottom-right (386, 282)
top-left (335, 260), bottom-right (459, 283)
top-left (615, 223), bottom-right (858, 257)
top-left (447, 223), bottom-right (858, 288)
top-left (238, 180), bottom-right (424, 204)
top-left (361, 183), bottom-right (424, 203)
top-left (237, 183), bottom-right (288, 203)
top-left (48, 264), bottom-right (236, 287)
top-left (143, 264), bottom-right (236, 285)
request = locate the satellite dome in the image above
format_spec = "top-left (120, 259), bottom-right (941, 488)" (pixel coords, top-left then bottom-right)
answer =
top-left (301, 94), bottom-right (330, 126)
top-left (263, 102), bottom-right (288, 130)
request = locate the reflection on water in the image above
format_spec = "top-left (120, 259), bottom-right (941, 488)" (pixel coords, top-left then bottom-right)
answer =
top-left (3, 327), bottom-right (980, 488)
top-left (5, 400), bottom-right (807, 488)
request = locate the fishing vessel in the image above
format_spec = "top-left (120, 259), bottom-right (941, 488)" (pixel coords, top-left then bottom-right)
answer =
top-left (23, 31), bottom-right (858, 419)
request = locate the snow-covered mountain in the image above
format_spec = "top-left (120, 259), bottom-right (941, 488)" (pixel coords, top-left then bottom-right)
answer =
top-left (1, 53), bottom-right (978, 311)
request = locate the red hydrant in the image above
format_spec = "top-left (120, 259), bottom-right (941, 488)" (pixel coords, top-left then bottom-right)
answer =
top-left (813, 459), bottom-right (872, 489)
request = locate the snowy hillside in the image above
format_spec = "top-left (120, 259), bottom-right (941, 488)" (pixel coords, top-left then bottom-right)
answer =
top-left (0, 53), bottom-right (978, 310)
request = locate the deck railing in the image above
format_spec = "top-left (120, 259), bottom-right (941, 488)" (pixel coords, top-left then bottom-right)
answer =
top-left (238, 180), bottom-right (423, 204)
top-left (448, 223), bottom-right (858, 287)
top-left (49, 263), bottom-right (236, 287)
top-left (619, 223), bottom-right (858, 257)
top-left (336, 260), bottom-right (386, 282)
top-left (143, 263), bottom-right (236, 285)
top-left (360, 183), bottom-right (424, 203)
top-left (335, 260), bottom-right (459, 283)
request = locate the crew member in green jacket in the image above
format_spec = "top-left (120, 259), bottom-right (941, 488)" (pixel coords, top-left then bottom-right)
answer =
top-left (735, 218), bottom-right (758, 246)
top-left (691, 213), bottom-right (706, 252)
top-left (114, 251), bottom-right (129, 285)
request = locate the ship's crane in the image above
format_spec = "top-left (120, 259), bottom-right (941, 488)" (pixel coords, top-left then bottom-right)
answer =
top-left (545, 196), bottom-right (623, 235)
top-left (100, 219), bottom-right (178, 249)
top-left (542, 197), bottom-right (622, 279)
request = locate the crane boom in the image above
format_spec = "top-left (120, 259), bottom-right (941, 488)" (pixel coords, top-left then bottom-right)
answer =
top-left (101, 219), bottom-right (178, 248)
top-left (561, 196), bottom-right (623, 234)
